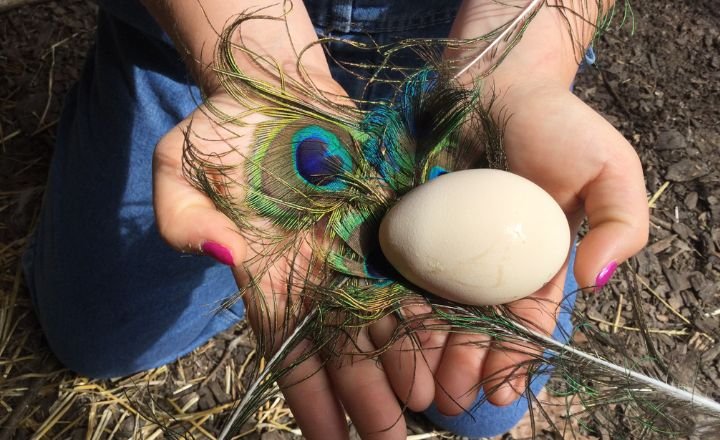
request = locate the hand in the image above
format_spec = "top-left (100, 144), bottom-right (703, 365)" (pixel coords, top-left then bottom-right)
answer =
top-left (154, 85), bottom-right (648, 440)
top-left (154, 83), bottom-right (418, 438)
top-left (373, 0), bottom-right (648, 417)
top-left (153, 4), bottom-right (647, 436)
top-left (477, 82), bottom-right (649, 405)
top-left (370, 82), bottom-right (649, 417)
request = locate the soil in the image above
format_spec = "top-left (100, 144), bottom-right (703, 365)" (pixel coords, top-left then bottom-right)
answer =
top-left (0, 1), bottom-right (718, 439)
top-left (574, 0), bottom-right (720, 401)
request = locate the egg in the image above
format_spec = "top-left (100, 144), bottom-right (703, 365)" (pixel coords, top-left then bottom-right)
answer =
top-left (378, 169), bottom-right (570, 306)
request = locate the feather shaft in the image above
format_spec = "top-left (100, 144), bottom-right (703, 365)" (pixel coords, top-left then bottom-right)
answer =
top-left (218, 309), bottom-right (319, 440)
top-left (453, 0), bottom-right (545, 79)
top-left (519, 323), bottom-right (720, 414)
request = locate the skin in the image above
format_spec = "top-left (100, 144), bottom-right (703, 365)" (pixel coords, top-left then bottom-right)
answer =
top-left (145, 0), bottom-right (649, 438)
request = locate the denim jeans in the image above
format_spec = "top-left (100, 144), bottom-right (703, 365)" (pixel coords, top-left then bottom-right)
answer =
top-left (23, 2), bottom-right (578, 437)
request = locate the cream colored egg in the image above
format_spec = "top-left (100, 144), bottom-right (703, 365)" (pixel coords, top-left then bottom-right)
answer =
top-left (378, 169), bottom-right (570, 306)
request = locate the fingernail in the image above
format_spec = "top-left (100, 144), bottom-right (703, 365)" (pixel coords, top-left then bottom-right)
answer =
top-left (201, 241), bottom-right (235, 266)
top-left (493, 380), bottom-right (522, 406)
top-left (594, 260), bottom-right (618, 292)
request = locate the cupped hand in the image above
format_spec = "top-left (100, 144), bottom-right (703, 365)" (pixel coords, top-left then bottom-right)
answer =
top-left (477, 83), bottom-right (649, 405)
top-left (388, 0), bottom-right (652, 419)
top-left (374, 83), bottom-right (650, 417)
top-left (154, 86), bottom-right (416, 439)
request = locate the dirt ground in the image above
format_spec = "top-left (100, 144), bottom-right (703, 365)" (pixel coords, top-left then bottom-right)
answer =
top-left (0, 1), bottom-right (718, 439)
top-left (574, 0), bottom-right (720, 407)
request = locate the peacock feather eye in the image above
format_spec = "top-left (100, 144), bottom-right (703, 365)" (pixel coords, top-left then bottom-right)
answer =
top-left (246, 119), bottom-right (362, 230)
top-left (292, 126), bottom-right (352, 190)
top-left (363, 245), bottom-right (396, 280)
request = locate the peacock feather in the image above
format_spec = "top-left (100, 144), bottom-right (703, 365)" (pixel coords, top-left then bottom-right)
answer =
top-left (172, 1), bottom-right (720, 439)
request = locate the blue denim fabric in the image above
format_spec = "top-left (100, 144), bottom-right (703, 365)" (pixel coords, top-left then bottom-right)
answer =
top-left (23, 11), bottom-right (243, 379)
top-left (23, 2), bottom-right (577, 438)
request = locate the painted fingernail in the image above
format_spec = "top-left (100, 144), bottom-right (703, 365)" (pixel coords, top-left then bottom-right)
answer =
top-left (594, 260), bottom-right (618, 292)
top-left (201, 241), bottom-right (234, 266)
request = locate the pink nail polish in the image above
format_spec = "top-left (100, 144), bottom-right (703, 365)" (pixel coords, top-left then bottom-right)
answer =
top-left (201, 241), bottom-right (234, 266)
top-left (594, 260), bottom-right (618, 292)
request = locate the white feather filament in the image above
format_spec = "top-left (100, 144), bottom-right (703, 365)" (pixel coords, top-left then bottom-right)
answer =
top-left (453, 0), bottom-right (546, 79)
top-left (218, 309), bottom-right (318, 440)
top-left (519, 323), bottom-right (720, 414)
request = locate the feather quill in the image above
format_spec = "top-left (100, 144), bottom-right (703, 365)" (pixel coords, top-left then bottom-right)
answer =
top-left (453, 0), bottom-right (546, 79)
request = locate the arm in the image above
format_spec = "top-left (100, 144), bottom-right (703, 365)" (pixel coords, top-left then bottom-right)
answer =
top-left (450, 0), bottom-right (614, 88)
top-left (140, 0), bottom-right (333, 93)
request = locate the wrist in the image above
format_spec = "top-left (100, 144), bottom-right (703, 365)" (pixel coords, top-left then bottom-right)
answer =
top-left (141, 1), bottom-right (332, 96)
top-left (449, 0), bottom-right (612, 95)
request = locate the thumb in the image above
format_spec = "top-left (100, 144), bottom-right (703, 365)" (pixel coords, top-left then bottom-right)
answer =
top-left (153, 121), bottom-right (247, 268)
top-left (574, 141), bottom-right (649, 291)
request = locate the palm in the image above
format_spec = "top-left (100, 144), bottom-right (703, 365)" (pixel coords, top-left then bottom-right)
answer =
top-left (504, 88), bottom-right (628, 220)
top-left (427, 87), bottom-right (648, 414)
top-left (155, 92), bottom-right (412, 439)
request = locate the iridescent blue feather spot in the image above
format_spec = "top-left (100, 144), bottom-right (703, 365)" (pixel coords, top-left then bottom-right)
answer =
top-left (292, 126), bottom-right (352, 190)
top-left (428, 166), bottom-right (448, 180)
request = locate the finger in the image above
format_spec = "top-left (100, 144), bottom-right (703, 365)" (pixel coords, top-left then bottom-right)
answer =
top-left (153, 122), bottom-right (247, 267)
top-left (433, 332), bottom-right (492, 416)
top-left (575, 130), bottom-right (649, 291)
top-left (238, 244), bottom-right (314, 354)
top-left (327, 330), bottom-right (407, 440)
top-left (500, 93), bottom-right (649, 292)
top-left (277, 340), bottom-right (349, 440)
top-left (242, 269), bottom-right (348, 440)
top-left (368, 302), bottom-right (446, 412)
top-left (483, 260), bottom-right (569, 406)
